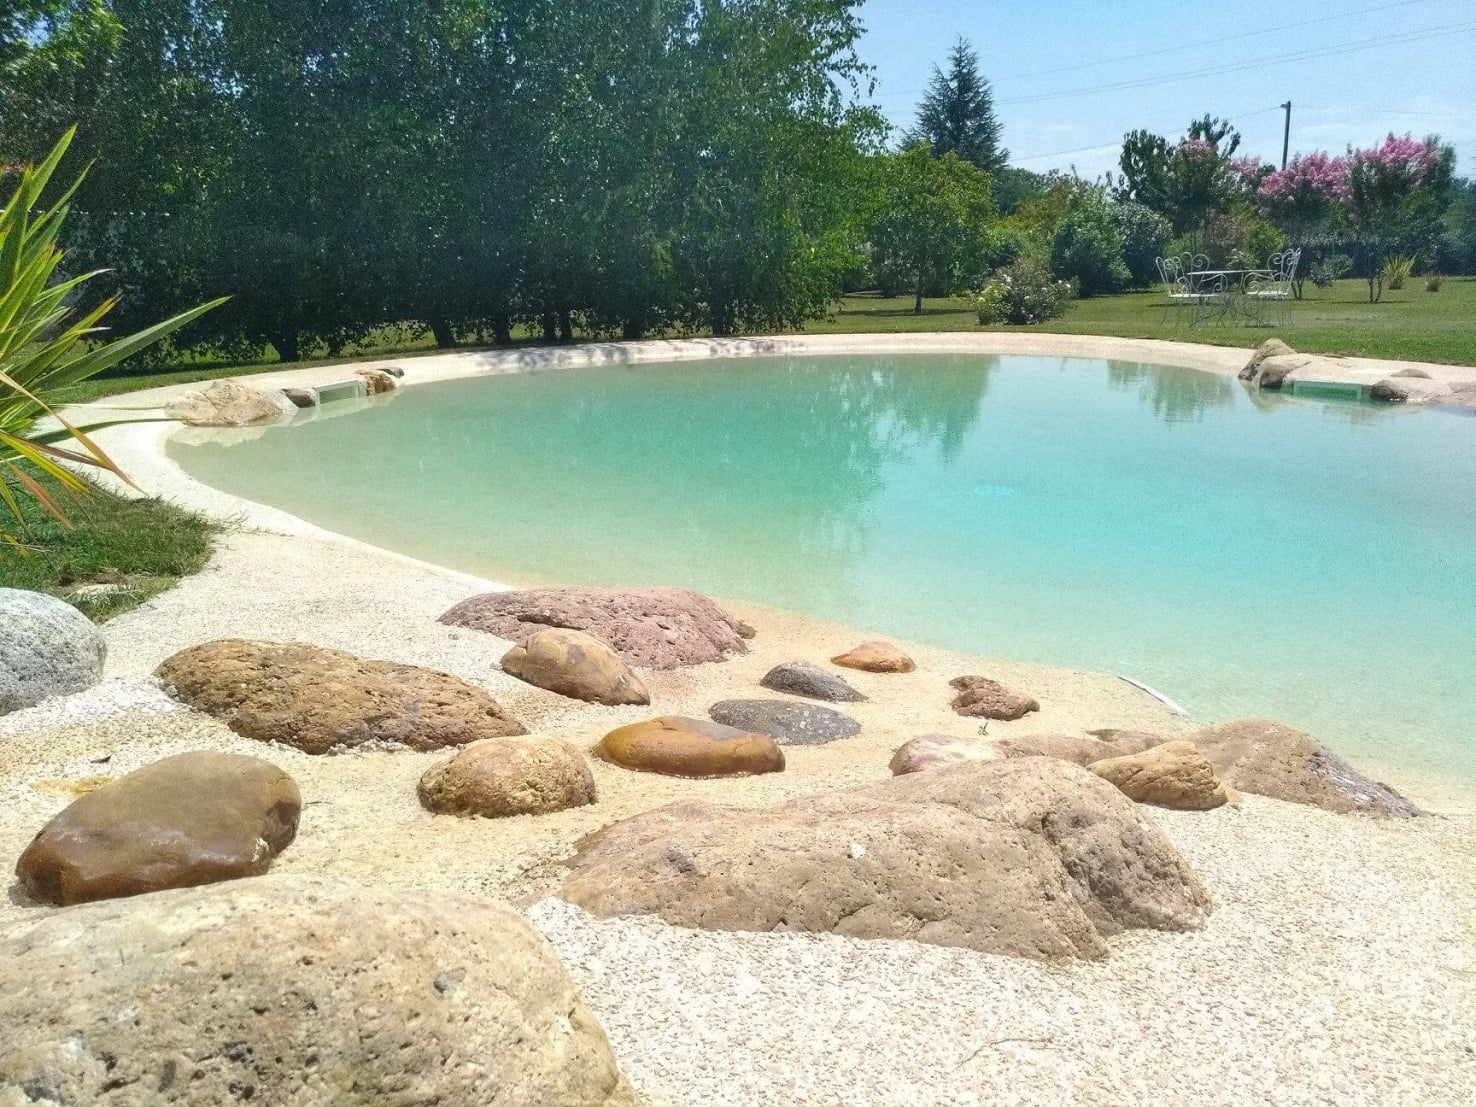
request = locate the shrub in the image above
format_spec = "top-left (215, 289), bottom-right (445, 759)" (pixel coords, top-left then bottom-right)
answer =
top-left (975, 256), bottom-right (1073, 325)
top-left (1108, 201), bottom-right (1171, 287)
top-left (1050, 191), bottom-right (1129, 297)
top-left (1425, 272), bottom-right (1443, 292)
top-left (1381, 254), bottom-right (1416, 290)
top-left (1309, 254), bottom-right (1352, 288)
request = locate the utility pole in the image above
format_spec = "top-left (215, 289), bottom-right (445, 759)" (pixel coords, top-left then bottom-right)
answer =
top-left (1280, 101), bottom-right (1292, 170)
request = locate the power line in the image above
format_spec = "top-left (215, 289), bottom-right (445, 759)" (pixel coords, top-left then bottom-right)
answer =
top-left (1009, 106), bottom-right (1283, 165)
top-left (997, 21), bottom-right (1476, 106)
top-left (994, 0), bottom-right (1436, 82)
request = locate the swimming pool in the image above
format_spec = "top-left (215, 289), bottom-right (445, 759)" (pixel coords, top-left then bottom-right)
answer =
top-left (169, 353), bottom-right (1476, 781)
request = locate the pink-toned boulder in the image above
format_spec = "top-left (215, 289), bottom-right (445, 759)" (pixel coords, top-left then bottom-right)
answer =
top-left (440, 586), bottom-right (748, 669)
top-left (949, 675), bottom-right (1039, 720)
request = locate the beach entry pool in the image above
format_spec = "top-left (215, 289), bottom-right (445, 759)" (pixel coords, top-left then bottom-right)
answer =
top-left (170, 353), bottom-right (1476, 783)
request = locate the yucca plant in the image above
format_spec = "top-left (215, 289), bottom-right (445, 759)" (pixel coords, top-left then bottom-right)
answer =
top-left (0, 128), bottom-right (225, 552)
top-left (1379, 254), bottom-right (1416, 291)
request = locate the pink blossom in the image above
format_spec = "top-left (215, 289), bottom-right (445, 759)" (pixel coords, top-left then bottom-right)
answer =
top-left (1178, 138), bottom-right (1216, 158)
top-left (1348, 133), bottom-right (1442, 186)
top-left (1258, 150), bottom-right (1350, 204)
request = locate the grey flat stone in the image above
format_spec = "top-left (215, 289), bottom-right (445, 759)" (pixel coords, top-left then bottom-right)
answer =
top-left (709, 699), bottom-right (860, 746)
top-left (759, 660), bottom-right (866, 703)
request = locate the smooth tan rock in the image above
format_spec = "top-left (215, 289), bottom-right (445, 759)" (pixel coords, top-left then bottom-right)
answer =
top-left (166, 378), bottom-right (287, 427)
top-left (1190, 719), bottom-right (1421, 817)
top-left (831, 641), bottom-right (916, 673)
top-left (595, 716), bottom-right (784, 778)
top-left (0, 875), bottom-right (638, 1107)
top-left (889, 733), bottom-right (996, 775)
top-left (441, 585), bottom-right (748, 668)
top-left (418, 737), bottom-right (596, 818)
top-left (560, 757), bottom-right (1212, 961)
top-left (1239, 338), bottom-right (1295, 380)
top-left (949, 675), bottom-right (1039, 720)
top-left (994, 732), bottom-right (1135, 765)
top-left (156, 639), bottom-right (526, 754)
top-left (1089, 740), bottom-right (1234, 810)
top-left (501, 628), bottom-right (650, 706)
top-left (15, 752), bottom-right (300, 906)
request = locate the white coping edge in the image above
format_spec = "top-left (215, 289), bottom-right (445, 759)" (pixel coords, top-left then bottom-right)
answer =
top-left (69, 330), bottom-right (1476, 574)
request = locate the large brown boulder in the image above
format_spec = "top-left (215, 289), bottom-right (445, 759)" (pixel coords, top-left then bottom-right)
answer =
top-left (1089, 740), bottom-right (1235, 810)
top-left (418, 737), bottom-right (596, 818)
top-left (594, 716), bottom-right (784, 778)
top-left (831, 641), bottom-right (915, 674)
top-left (501, 628), bottom-right (650, 706)
top-left (15, 752), bottom-right (300, 907)
top-left (888, 733), bottom-right (996, 775)
top-left (156, 639), bottom-right (526, 754)
top-left (440, 586), bottom-right (748, 669)
top-left (165, 378), bottom-right (288, 427)
top-left (1370, 375), bottom-right (1455, 404)
top-left (560, 757), bottom-right (1212, 961)
top-left (949, 675), bottom-right (1039, 720)
top-left (0, 875), bottom-right (638, 1107)
top-left (1190, 719), bottom-right (1421, 817)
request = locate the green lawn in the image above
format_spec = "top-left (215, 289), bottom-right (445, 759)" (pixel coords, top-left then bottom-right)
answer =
top-left (54, 276), bottom-right (1476, 406)
top-left (1, 478), bottom-right (215, 621)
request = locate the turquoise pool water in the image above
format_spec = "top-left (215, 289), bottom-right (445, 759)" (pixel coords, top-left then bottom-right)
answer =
top-left (169, 354), bottom-right (1476, 781)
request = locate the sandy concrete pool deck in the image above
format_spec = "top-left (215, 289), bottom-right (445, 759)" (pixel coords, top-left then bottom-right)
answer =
top-left (5, 331), bottom-right (1472, 1107)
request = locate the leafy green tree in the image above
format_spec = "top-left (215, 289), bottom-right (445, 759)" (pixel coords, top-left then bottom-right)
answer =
top-left (1109, 200), bottom-right (1171, 287)
top-left (1050, 189), bottom-right (1129, 297)
top-left (870, 144), bottom-right (995, 313)
top-left (908, 38), bottom-right (1006, 175)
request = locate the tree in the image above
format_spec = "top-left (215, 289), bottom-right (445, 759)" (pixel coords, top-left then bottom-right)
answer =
top-left (1345, 133), bottom-right (1455, 301)
top-left (1110, 201), bottom-right (1171, 287)
top-left (869, 144), bottom-right (995, 314)
top-left (908, 38), bottom-right (1006, 175)
top-left (1050, 189), bottom-right (1129, 297)
top-left (1111, 116), bottom-right (1247, 238)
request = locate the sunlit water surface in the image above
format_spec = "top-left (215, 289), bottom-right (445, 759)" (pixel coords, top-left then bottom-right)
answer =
top-left (170, 354), bottom-right (1476, 781)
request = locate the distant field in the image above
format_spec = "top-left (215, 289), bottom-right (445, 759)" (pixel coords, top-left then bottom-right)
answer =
top-left (56, 276), bottom-right (1476, 404)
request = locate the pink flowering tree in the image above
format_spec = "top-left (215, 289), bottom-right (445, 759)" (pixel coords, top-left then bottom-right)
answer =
top-left (1344, 134), bottom-right (1454, 301)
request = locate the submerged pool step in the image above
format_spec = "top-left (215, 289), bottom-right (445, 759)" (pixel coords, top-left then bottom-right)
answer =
top-left (1287, 379), bottom-right (1371, 402)
top-left (314, 379), bottom-right (367, 404)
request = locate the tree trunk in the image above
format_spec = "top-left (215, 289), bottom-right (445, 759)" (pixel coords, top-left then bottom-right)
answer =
top-left (429, 317), bottom-right (456, 349)
top-left (271, 330), bottom-right (300, 364)
top-left (914, 271), bottom-right (924, 315)
top-left (622, 316), bottom-right (645, 341)
top-left (541, 311), bottom-right (557, 342)
top-left (558, 308), bottom-right (573, 343)
top-left (493, 315), bottom-right (512, 345)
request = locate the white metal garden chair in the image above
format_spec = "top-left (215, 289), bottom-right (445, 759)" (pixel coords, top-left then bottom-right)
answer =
top-left (1244, 247), bottom-right (1301, 327)
top-left (1156, 253), bottom-right (1214, 326)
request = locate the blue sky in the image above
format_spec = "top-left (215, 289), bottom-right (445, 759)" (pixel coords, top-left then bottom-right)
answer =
top-left (852, 0), bottom-right (1476, 179)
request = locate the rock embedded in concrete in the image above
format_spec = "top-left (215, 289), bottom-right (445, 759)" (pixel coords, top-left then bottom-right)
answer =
top-left (1190, 719), bottom-right (1421, 817)
top-left (559, 757), bottom-right (1212, 961)
top-left (759, 660), bottom-right (866, 703)
top-left (418, 736), bottom-right (596, 818)
top-left (0, 875), bottom-right (639, 1107)
top-left (949, 675), bottom-right (1039, 721)
top-left (281, 386), bottom-right (317, 408)
top-left (831, 640), bottom-right (916, 673)
top-left (708, 698), bottom-right (861, 745)
top-left (1089, 740), bottom-right (1236, 810)
top-left (155, 639), bottom-right (526, 754)
top-left (441, 586), bottom-right (749, 669)
top-left (501, 628), bottom-right (650, 706)
top-left (165, 378), bottom-right (288, 427)
top-left (15, 751), bottom-right (300, 906)
top-left (1370, 376), bottom-right (1455, 404)
top-left (1239, 338), bottom-right (1295, 380)
top-left (594, 716), bottom-right (785, 778)
top-left (357, 367), bottom-right (400, 394)
top-left (0, 587), bottom-right (107, 716)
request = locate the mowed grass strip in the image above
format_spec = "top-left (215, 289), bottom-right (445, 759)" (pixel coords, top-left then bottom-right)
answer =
top-left (1, 477), bottom-right (215, 622)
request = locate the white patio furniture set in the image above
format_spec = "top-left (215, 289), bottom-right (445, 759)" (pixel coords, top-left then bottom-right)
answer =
top-left (1156, 248), bottom-right (1301, 328)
